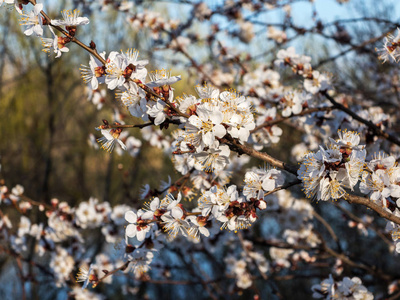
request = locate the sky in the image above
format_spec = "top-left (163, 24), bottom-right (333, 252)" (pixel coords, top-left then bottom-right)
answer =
top-left (7, 0), bottom-right (399, 70)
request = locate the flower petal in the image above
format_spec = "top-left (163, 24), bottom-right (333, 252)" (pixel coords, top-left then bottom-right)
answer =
top-left (125, 211), bottom-right (137, 223)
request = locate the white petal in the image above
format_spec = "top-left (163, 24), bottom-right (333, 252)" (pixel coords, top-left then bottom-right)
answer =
top-left (90, 77), bottom-right (98, 90)
top-left (210, 111), bottom-right (223, 124)
top-left (238, 128), bottom-right (250, 142)
top-left (125, 224), bottom-right (137, 237)
top-left (262, 178), bottom-right (275, 192)
top-left (171, 207), bottom-right (183, 219)
top-left (154, 112), bottom-right (165, 125)
top-left (117, 139), bottom-right (127, 150)
top-left (34, 3), bottom-right (43, 14)
top-left (150, 198), bottom-right (160, 211)
top-left (141, 211), bottom-right (154, 220)
top-left (76, 17), bottom-right (90, 25)
top-left (136, 229), bottom-right (147, 241)
top-left (213, 124), bottom-right (226, 138)
top-left (199, 226), bottom-right (210, 237)
top-left (125, 211), bottom-right (137, 223)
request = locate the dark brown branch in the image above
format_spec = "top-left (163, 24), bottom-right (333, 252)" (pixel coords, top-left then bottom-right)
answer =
top-left (107, 122), bottom-right (154, 129)
top-left (316, 29), bottom-right (393, 67)
top-left (333, 202), bottom-right (392, 247)
top-left (345, 194), bottom-right (400, 225)
top-left (250, 106), bottom-right (334, 133)
top-left (312, 210), bottom-right (341, 252)
top-left (320, 239), bottom-right (391, 281)
top-left (219, 134), bottom-right (400, 226)
top-left (96, 261), bottom-right (130, 285)
top-left (219, 134), bottom-right (299, 175)
top-left (323, 92), bottom-right (400, 146)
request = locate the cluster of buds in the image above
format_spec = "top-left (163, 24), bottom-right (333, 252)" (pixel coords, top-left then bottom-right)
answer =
top-left (222, 196), bottom-right (267, 230)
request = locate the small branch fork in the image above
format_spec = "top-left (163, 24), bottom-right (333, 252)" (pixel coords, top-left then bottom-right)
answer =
top-left (96, 261), bottom-right (130, 286)
top-left (322, 91), bottom-right (400, 147)
top-left (250, 106), bottom-right (334, 133)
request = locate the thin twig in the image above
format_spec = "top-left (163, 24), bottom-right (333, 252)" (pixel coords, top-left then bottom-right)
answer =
top-left (323, 92), bottom-right (400, 146)
top-left (250, 106), bottom-right (334, 133)
top-left (333, 202), bottom-right (393, 247)
top-left (312, 210), bottom-right (341, 252)
top-left (96, 261), bottom-right (130, 285)
top-left (237, 232), bottom-right (268, 280)
top-left (315, 29), bottom-right (393, 67)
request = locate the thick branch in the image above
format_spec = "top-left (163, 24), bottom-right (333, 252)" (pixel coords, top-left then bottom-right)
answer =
top-left (220, 134), bottom-right (299, 175)
top-left (220, 135), bottom-right (400, 226)
top-left (345, 194), bottom-right (400, 225)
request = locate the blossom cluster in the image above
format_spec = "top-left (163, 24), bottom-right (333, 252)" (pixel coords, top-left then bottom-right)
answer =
top-left (270, 190), bottom-right (320, 248)
top-left (0, 183), bottom-right (156, 291)
top-left (298, 130), bottom-right (366, 201)
top-left (311, 275), bottom-right (373, 300)
top-left (275, 47), bottom-right (332, 95)
top-left (360, 153), bottom-right (400, 207)
top-left (377, 28), bottom-right (400, 63)
top-left (225, 240), bottom-right (269, 289)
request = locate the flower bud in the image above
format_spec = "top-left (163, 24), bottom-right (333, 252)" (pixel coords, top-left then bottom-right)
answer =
top-left (249, 214), bottom-right (257, 223)
top-left (51, 198), bottom-right (59, 207)
top-left (257, 200), bottom-right (267, 210)
top-left (90, 40), bottom-right (96, 50)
